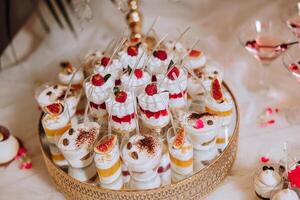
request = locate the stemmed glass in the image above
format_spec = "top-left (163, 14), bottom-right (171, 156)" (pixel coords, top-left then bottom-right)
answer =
top-left (238, 18), bottom-right (296, 95)
top-left (281, 2), bottom-right (300, 40)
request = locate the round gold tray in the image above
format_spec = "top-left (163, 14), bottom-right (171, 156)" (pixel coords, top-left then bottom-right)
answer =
top-left (38, 82), bottom-right (239, 200)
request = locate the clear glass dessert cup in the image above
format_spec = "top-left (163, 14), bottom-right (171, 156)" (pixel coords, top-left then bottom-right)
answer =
top-left (238, 18), bottom-right (296, 96)
top-left (281, 2), bottom-right (300, 41)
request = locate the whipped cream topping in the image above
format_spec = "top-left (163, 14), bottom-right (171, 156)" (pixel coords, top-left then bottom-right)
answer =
top-left (122, 134), bottom-right (162, 172)
top-left (184, 52), bottom-right (207, 69)
top-left (58, 122), bottom-right (100, 151)
top-left (84, 73), bottom-right (114, 104)
top-left (272, 189), bottom-right (299, 200)
top-left (58, 68), bottom-right (84, 86)
top-left (118, 45), bottom-right (148, 68)
top-left (205, 92), bottom-right (233, 113)
top-left (138, 91), bottom-right (169, 112)
top-left (256, 168), bottom-right (281, 187)
top-left (168, 136), bottom-right (193, 161)
top-left (42, 110), bottom-right (70, 130)
top-left (121, 70), bottom-right (151, 89)
top-left (186, 112), bottom-right (222, 132)
top-left (148, 55), bottom-right (170, 75)
top-left (160, 68), bottom-right (188, 94)
top-left (106, 91), bottom-right (135, 118)
top-left (37, 84), bottom-right (68, 107)
top-left (94, 142), bottom-right (120, 168)
top-left (94, 58), bottom-right (123, 79)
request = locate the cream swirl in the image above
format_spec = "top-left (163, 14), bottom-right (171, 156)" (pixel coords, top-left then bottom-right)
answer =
top-left (121, 70), bottom-right (151, 89)
top-left (118, 45), bottom-right (148, 68)
top-left (94, 59), bottom-right (123, 79)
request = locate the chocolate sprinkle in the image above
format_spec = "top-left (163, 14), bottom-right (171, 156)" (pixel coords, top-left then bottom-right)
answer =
top-left (189, 112), bottom-right (212, 120)
top-left (127, 142), bottom-right (132, 150)
top-left (213, 70), bottom-right (218, 75)
top-left (46, 91), bottom-right (52, 96)
top-left (75, 128), bottom-right (97, 147)
top-left (68, 128), bottom-right (74, 135)
top-left (131, 151), bottom-right (138, 160)
top-left (207, 120), bottom-right (213, 125)
top-left (63, 138), bottom-right (69, 146)
top-left (137, 135), bottom-right (157, 155)
top-left (53, 85), bottom-right (58, 89)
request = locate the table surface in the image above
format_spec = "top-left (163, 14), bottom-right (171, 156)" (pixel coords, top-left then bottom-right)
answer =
top-left (1, 0), bottom-right (300, 199)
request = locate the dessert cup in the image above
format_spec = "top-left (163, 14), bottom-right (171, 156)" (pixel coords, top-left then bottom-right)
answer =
top-left (148, 49), bottom-right (171, 75)
top-left (167, 127), bottom-right (193, 177)
top-left (194, 146), bottom-right (219, 172)
top-left (58, 122), bottom-right (100, 168)
top-left (68, 162), bottom-right (98, 183)
top-left (184, 49), bottom-right (207, 70)
top-left (118, 44), bottom-right (148, 69)
top-left (121, 133), bottom-right (162, 189)
top-left (94, 134), bottom-right (122, 184)
top-left (99, 174), bottom-right (124, 190)
top-left (184, 112), bottom-right (222, 151)
top-left (35, 82), bottom-right (81, 117)
top-left (202, 63), bottom-right (224, 92)
top-left (0, 126), bottom-right (19, 165)
top-left (48, 143), bottom-right (68, 167)
top-left (58, 61), bottom-right (84, 90)
top-left (42, 103), bottom-right (72, 145)
top-left (254, 164), bottom-right (283, 199)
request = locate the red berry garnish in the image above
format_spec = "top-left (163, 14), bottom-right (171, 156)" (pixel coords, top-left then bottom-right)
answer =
top-left (134, 69), bottom-right (143, 79)
top-left (101, 57), bottom-right (110, 67)
top-left (167, 66), bottom-right (180, 80)
top-left (211, 78), bottom-right (223, 102)
top-left (246, 40), bottom-right (258, 49)
top-left (127, 46), bottom-right (138, 56)
top-left (45, 102), bottom-right (64, 116)
top-left (91, 74), bottom-right (105, 86)
top-left (289, 63), bottom-right (299, 71)
top-left (153, 50), bottom-right (167, 61)
top-left (145, 83), bottom-right (157, 96)
top-left (115, 91), bottom-right (127, 103)
top-left (189, 50), bottom-right (201, 57)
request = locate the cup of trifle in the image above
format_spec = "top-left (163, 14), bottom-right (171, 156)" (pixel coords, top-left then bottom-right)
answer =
top-left (121, 133), bottom-right (162, 190)
top-left (106, 89), bottom-right (136, 136)
top-left (167, 127), bottom-right (193, 182)
top-left (118, 43), bottom-right (148, 69)
top-left (205, 78), bottom-right (233, 126)
top-left (35, 82), bottom-right (81, 117)
top-left (41, 102), bottom-right (72, 145)
top-left (94, 134), bottom-right (123, 190)
top-left (138, 83), bottom-right (170, 131)
top-left (58, 61), bottom-right (84, 90)
top-left (57, 122), bottom-right (100, 168)
top-left (147, 49), bottom-right (171, 75)
top-left (201, 62), bottom-right (224, 92)
top-left (84, 73), bottom-right (114, 123)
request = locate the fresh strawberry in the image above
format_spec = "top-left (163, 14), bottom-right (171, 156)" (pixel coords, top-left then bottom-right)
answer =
top-left (115, 91), bottom-right (127, 103)
top-left (45, 103), bottom-right (64, 116)
top-left (134, 69), bottom-right (143, 79)
top-left (211, 78), bottom-right (223, 102)
top-left (101, 57), bottom-right (110, 67)
top-left (189, 50), bottom-right (201, 57)
top-left (145, 83), bottom-right (157, 96)
top-left (127, 46), bottom-right (138, 56)
top-left (167, 66), bottom-right (180, 80)
top-left (153, 50), bottom-right (167, 61)
top-left (91, 74), bottom-right (105, 86)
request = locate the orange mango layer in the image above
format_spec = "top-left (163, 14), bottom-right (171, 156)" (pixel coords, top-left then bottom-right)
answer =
top-left (97, 159), bottom-right (121, 178)
top-left (205, 106), bottom-right (233, 117)
top-left (44, 122), bottom-right (71, 137)
top-left (169, 153), bottom-right (193, 168)
top-left (52, 154), bottom-right (66, 161)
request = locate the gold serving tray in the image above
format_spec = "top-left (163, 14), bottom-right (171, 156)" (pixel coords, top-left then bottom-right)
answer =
top-left (38, 82), bottom-right (239, 200)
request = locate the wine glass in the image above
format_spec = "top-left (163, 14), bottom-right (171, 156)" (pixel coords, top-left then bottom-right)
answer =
top-left (281, 2), bottom-right (300, 41)
top-left (238, 18), bottom-right (296, 95)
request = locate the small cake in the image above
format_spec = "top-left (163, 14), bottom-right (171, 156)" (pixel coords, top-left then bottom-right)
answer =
top-left (272, 189), bottom-right (299, 200)
top-left (138, 83), bottom-right (170, 129)
top-left (48, 143), bottom-right (68, 167)
top-left (100, 174), bottom-right (124, 190)
top-left (254, 165), bottom-right (282, 199)
top-left (106, 90), bottom-right (136, 134)
top-left (0, 126), bottom-right (19, 165)
top-left (121, 68), bottom-right (151, 94)
top-left (168, 128), bottom-right (193, 176)
top-left (42, 102), bottom-right (72, 144)
top-left (118, 44), bottom-right (148, 69)
top-left (148, 49), bottom-right (170, 75)
top-left (205, 79), bottom-right (233, 125)
top-left (93, 56), bottom-right (123, 79)
top-left (161, 66), bottom-right (188, 109)
top-left (94, 134), bottom-right (122, 184)
top-left (58, 122), bottom-right (100, 168)
top-left (58, 61), bottom-right (84, 90)
top-left (35, 83), bottom-right (81, 117)
top-left (185, 112), bottom-right (222, 150)
top-left (68, 163), bottom-right (98, 183)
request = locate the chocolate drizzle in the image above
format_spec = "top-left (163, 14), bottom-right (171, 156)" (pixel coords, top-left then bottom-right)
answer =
top-left (137, 135), bottom-right (157, 155)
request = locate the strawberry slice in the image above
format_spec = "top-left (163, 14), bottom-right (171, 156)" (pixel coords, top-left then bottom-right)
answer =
top-left (145, 83), bottom-right (157, 96)
top-left (189, 50), bottom-right (201, 57)
top-left (134, 69), bottom-right (143, 79)
top-left (211, 78), bottom-right (223, 102)
top-left (101, 57), bottom-right (110, 67)
top-left (127, 46), bottom-right (138, 56)
top-left (95, 135), bottom-right (117, 154)
top-left (45, 102), bottom-right (64, 116)
top-left (91, 74), bottom-right (105, 86)
top-left (153, 50), bottom-right (167, 61)
top-left (115, 91), bottom-right (127, 103)
top-left (173, 128), bottom-right (185, 149)
top-left (167, 66), bottom-right (180, 80)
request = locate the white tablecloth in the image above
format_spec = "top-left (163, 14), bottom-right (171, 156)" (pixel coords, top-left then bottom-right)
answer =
top-left (1, 0), bottom-right (300, 199)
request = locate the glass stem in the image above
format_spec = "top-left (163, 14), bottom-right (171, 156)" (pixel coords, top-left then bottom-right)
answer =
top-left (259, 63), bottom-right (269, 89)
